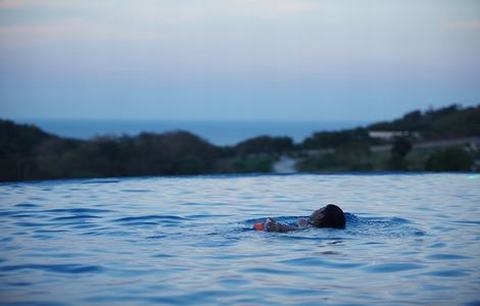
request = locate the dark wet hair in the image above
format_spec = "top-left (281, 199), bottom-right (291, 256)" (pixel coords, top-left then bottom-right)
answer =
top-left (310, 204), bottom-right (346, 229)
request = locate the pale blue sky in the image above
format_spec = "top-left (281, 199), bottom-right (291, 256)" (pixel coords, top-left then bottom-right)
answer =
top-left (0, 0), bottom-right (479, 121)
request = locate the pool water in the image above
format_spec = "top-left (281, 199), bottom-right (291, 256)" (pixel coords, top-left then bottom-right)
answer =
top-left (0, 174), bottom-right (479, 305)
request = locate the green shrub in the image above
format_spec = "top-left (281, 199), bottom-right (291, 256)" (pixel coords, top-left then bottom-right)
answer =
top-left (425, 148), bottom-right (474, 172)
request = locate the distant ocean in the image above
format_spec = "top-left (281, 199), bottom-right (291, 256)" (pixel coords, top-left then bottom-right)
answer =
top-left (18, 119), bottom-right (369, 145)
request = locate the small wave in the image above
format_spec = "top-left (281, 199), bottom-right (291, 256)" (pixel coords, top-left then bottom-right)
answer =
top-left (424, 269), bottom-right (470, 277)
top-left (51, 215), bottom-right (101, 221)
top-left (4, 281), bottom-right (32, 287)
top-left (0, 264), bottom-right (103, 274)
top-left (0, 211), bottom-right (18, 217)
top-left (241, 267), bottom-right (298, 275)
top-left (364, 262), bottom-right (425, 273)
top-left (71, 224), bottom-right (99, 229)
top-left (45, 208), bottom-right (112, 214)
top-left (15, 221), bottom-right (48, 227)
top-left (121, 189), bottom-right (152, 193)
top-left (146, 234), bottom-right (167, 239)
top-left (185, 214), bottom-right (231, 219)
top-left (426, 253), bottom-right (471, 260)
top-left (280, 257), bottom-right (363, 269)
top-left (14, 203), bottom-right (40, 208)
top-left (152, 253), bottom-right (174, 258)
top-left (114, 215), bottom-right (188, 223)
top-left (452, 220), bottom-right (480, 225)
top-left (120, 221), bottom-right (160, 226)
top-left (346, 214), bottom-right (424, 238)
top-left (346, 214), bottom-right (410, 226)
top-left (34, 229), bottom-right (68, 234)
top-left (278, 236), bottom-right (347, 242)
top-left (9, 213), bottom-right (39, 218)
top-left (27, 196), bottom-right (47, 201)
top-left (81, 179), bottom-right (120, 184)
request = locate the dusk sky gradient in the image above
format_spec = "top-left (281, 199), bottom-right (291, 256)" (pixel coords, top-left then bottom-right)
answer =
top-left (0, 0), bottom-right (479, 121)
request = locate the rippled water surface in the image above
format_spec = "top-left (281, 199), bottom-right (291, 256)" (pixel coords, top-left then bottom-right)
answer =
top-left (1, 174), bottom-right (479, 305)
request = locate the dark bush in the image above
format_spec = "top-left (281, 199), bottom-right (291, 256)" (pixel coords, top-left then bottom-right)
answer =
top-left (425, 148), bottom-right (474, 172)
top-left (234, 135), bottom-right (293, 156)
top-left (0, 122), bottom-right (222, 181)
top-left (297, 142), bottom-right (372, 172)
top-left (302, 128), bottom-right (372, 150)
top-left (368, 104), bottom-right (480, 139)
top-left (386, 137), bottom-right (413, 170)
top-left (391, 137), bottom-right (412, 158)
top-left (0, 119), bottom-right (55, 159)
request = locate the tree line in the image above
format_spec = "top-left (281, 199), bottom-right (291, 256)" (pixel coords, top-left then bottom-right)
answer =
top-left (1, 104), bottom-right (478, 181)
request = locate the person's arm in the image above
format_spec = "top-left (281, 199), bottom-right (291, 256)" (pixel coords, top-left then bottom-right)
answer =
top-left (264, 218), bottom-right (297, 233)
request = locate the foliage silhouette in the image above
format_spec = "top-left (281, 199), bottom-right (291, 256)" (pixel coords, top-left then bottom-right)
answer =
top-left (425, 148), bottom-right (474, 172)
top-left (1, 104), bottom-right (479, 181)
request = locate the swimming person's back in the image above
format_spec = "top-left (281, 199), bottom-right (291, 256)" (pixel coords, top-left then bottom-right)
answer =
top-left (253, 204), bottom-right (346, 232)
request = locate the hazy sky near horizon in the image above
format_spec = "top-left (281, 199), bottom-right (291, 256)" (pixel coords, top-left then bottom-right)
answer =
top-left (0, 0), bottom-right (479, 121)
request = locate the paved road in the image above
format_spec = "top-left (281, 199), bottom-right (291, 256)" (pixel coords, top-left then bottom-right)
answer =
top-left (273, 156), bottom-right (297, 173)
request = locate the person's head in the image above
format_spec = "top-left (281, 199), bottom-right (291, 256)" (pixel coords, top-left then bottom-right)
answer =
top-left (310, 204), bottom-right (345, 229)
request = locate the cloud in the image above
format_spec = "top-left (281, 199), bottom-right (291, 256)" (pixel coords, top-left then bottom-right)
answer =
top-left (0, 0), bottom-right (100, 9)
top-left (0, 0), bottom-right (33, 9)
top-left (0, 18), bottom-right (161, 45)
top-left (230, 0), bottom-right (323, 15)
top-left (0, 0), bottom-right (325, 19)
top-left (0, 0), bottom-right (326, 47)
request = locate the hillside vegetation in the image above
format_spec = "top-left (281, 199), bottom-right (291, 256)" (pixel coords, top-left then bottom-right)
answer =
top-left (1, 104), bottom-right (479, 182)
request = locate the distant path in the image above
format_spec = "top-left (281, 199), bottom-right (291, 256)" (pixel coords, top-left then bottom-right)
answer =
top-left (273, 155), bottom-right (298, 173)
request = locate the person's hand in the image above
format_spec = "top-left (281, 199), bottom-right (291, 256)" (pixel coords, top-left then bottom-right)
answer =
top-left (265, 218), bottom-right (279, 232)
top-left (297, 218), bottom-right (309, 227)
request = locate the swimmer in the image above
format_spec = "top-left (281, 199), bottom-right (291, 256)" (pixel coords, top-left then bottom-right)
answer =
top-left (253, 204), bottom-right (346, 232)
